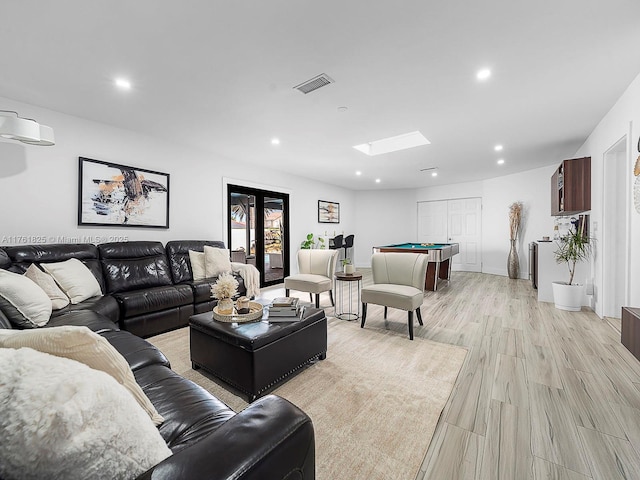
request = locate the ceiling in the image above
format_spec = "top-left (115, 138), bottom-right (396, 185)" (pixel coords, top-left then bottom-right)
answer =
top-left (2, 0), bottom-right (640, 190)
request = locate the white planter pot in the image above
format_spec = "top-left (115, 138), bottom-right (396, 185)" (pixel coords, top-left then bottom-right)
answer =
top-left (551, 282), bottom-right (584, 311)
top-left (344, 264), bottom-right (355, 274)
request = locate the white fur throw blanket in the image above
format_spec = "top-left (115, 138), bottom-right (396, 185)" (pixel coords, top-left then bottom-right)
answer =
top-left (0, 347), bottom-right (172, 480)
top-left (231, 262), bottom-right (261, 298)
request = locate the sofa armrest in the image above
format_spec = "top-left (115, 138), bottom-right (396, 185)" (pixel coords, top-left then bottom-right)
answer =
top-left (137, 395), bottom-right (315, 480)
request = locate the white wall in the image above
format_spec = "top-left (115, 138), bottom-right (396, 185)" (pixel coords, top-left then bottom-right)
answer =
top-left (572, 71), bottom-right (640, 316)
top-left (0, 97), bottom-right (355, 273)
top-left (354, 167), bottom-right (556, 278)
top-left (415, 181), bottom-right (484, 202)
top-left (481, 166), bottom-right (557, 278)
top-left (352, 189), bottom-right (416, 267)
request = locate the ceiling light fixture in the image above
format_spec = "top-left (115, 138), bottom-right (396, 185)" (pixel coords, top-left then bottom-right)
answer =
top-left (0, 110), bottom-right (55, 146)
top-left (497, 159), bottom-right (505, 165)
top-left (476, 68), bottom-right (492, 81)
top-left (375, 178), bottom-right (381, 183)
top-left (354, 131), bottom-right (430, 156)
top-left (271, 138), bottom-right (280, 145)
top-left (432, 171), bottom-right (438, 177)
top-left (494, 144), bottom-right (503, 151)
top-left (115, 78), bottom-right (132, 90)
top-left (355, 171), bottom-right (362, 176)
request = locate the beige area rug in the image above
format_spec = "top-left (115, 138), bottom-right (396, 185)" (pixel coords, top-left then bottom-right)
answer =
top-left (148, 317), bottom-right (467, 480)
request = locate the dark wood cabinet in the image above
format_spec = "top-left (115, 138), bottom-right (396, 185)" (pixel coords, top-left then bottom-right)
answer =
top-left (622, 307), bottom-right (640, 362)
top-left (551, 157), bottom-right (591, 216)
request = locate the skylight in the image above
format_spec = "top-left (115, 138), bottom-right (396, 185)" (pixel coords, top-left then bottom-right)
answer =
top-left (353, 131), bottom-right (430, 156)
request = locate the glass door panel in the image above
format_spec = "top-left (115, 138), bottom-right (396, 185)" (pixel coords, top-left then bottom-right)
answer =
top-left (228, 185), bottom-right (289, 288)
top-left (264, 197), bottom-right (284, 283)
top-left (229, 193), bottom-right (256, 266)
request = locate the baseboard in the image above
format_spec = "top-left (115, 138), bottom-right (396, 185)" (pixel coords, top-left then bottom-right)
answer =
top-left (481, 266), bottom-right (530, 280)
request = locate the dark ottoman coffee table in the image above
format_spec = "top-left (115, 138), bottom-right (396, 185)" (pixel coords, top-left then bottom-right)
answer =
top-left (189, 307), bottom-right (327, 401)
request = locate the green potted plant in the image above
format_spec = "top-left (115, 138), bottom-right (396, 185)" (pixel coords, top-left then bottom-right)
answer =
top-left (301, 233), bottom-right (326, 249)
top-left (300, 233), bottom-right (315, 249)
top-left (341, 257), bottom-right (355, 274)
top-left (552, 220), bottom-right (592, 311)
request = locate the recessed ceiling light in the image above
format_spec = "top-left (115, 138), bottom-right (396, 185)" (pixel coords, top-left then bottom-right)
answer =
top-left (355, 171), bottom-right (362, 176)
top-left (494, 144), bottom-right (503, 151)
top-left (497, 159), bottom-right (505, 165)
top-left (115, 78), bottom-right (131, 90)
top-left (476, 68), bottom-right (491, 81)
top-left (271, 138), bottom-right (280, 145)
top-left (431, 171), bottom-right (438, 177)
top-left (338, 106), bottom-right (348, 112)
top-left (353, 131), bottom-right (430, 156)
top-left (375, 178), bottom-right (381, 183)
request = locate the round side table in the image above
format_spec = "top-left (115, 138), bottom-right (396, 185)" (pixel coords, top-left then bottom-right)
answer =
top-left (335, 271), bottom-right (363, 321)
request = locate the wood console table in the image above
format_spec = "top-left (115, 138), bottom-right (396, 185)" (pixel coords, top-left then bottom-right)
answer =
top-left (622, 307), bottom-right (640, 361)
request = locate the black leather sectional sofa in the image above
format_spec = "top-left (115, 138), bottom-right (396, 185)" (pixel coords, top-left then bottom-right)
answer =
top-left (0, 241), bottom-right (316, 480)
top-left (2, 240), bottom-right (246, 338)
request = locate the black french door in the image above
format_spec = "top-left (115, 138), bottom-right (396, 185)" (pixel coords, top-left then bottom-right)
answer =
top-left (227, 184), bottom-right (290, 287)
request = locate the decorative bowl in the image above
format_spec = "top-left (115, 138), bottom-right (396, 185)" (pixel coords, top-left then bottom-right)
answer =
top-left (212, 301), bottom-right (264, 323)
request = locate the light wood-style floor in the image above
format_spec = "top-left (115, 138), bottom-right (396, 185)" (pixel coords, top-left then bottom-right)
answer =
top-left (373, 271), bottom-right (640, 480)
top-left (268, 270), bottom-right (640, 479)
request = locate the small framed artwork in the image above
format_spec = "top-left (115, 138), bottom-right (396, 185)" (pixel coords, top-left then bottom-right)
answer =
top-left (318, 200), bottom-right (340, 223)
top-left (78, 157), bottom-right (170, 228)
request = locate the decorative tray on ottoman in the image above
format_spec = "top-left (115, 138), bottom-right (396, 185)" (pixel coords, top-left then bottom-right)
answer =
top-left (212, 301), bottom-right (264, 323)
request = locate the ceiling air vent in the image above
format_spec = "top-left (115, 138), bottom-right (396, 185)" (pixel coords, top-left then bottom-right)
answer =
top-left (293, 73), bottom-right (334, 94)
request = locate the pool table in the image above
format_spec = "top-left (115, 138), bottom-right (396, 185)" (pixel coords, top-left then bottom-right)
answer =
top-left (374, 243), bottom-right (460, 291)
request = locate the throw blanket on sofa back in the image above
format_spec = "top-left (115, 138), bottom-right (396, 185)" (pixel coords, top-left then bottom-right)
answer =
top-left (231, 262), bottom-right (260, 298)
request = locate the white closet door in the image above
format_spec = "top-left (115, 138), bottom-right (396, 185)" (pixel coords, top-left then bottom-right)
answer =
top-left (447, 198), bottom-right (482, 272)
top-left (417, 200), bottom-right (448, 243)
top-left (417, 198), bottom-right (482, 273)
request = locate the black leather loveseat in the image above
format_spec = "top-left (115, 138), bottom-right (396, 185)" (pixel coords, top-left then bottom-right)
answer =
top-left (0, 245), bottom-right (316, 479)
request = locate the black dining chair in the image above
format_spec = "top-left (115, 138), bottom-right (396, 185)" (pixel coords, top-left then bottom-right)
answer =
top-left (330, 234), bottom-right (343, 251)
top-left (342, 234), bottom-right (354, 260)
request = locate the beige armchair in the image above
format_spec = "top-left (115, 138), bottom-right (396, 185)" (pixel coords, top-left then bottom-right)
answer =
top-left (284, 249), bottom-right (339, 308)
top-left (361, 252), bottom-right (429, 340)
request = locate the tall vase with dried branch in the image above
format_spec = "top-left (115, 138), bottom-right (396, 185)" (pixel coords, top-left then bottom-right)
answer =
top-left (508, 202), bottom-right (523, 279)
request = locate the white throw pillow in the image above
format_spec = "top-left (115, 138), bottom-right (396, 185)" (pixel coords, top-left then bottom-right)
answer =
top-left (24, 264), bottom-right (70, 310)
top-left (41, 258), bottom-right (102, 304)
top-left (0, 269), bottom-right (52, 328)
top-left (0, 325), bottom-right (164, 426)
top-left (0, 348), bottom-right (172, 480)
top-left (188, 250), bottom-right (206, 281)
top-left (204, 246), bottom-right (232, 277)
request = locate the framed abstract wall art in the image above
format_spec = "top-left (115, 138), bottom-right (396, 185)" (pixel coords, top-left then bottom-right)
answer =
top-left (318, 200), bottom-right (339, 223)
top-left (78, 157), bottom-right (170, 228)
